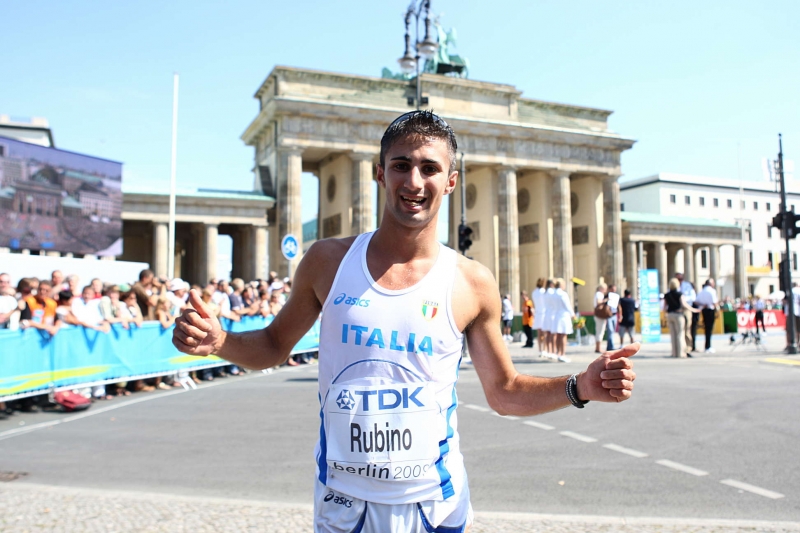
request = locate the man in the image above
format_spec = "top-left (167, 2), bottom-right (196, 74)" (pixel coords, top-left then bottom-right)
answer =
top-left (675, 272), bottom-right (696, 355)
top-left (173, 111), bottom-right (638, 532)
top-left (0, 273), bottom-right (18, 329)
top-left (167, 278), bottom-right (190, 316)
top-left (605, 284), bottom-right (620, 351)
top-left (618, 289), bottom-right (637, 345)
top-left (51, 270), bottom-right (65, 291)
top-left (520, 290), bottom-right (534, 348)
top-left (792, 282), bottom-right (800, 346)
top-left (20, 280), bottom-right (60, 336)
top-left (694, 278), bottom-right (719, 353)
top-left (132, 269), bottom-right (158, 321)
top-left (501, 293), bottom-right (514, 342)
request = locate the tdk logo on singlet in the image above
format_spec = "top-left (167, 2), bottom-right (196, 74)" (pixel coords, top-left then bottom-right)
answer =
top-left (335, 387), bottom-right (424, 411)
top-left (333, 293), bottom-right (370, 307)
top-left (341, 323), bottom-right (434, 356)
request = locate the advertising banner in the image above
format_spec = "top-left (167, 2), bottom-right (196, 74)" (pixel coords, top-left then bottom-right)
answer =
top-left (0, 135), bottom-right (123, 255)
top-left (736, 309), bottom-right (786, 331)
top-left (638, 268), bottom-right (661, 343)
top-left (0, 316), bottom-right (321, 401)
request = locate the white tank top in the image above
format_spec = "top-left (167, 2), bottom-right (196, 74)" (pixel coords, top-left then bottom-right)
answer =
top-left (314, 231), bottom-right (466, 505)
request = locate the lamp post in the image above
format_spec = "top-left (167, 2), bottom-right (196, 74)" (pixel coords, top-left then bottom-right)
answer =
top-left (397, 0), bottom-right (439, 109)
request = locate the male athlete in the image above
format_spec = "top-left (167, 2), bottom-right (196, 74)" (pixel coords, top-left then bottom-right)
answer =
top-left (173, 111), bottom-right (638, 532)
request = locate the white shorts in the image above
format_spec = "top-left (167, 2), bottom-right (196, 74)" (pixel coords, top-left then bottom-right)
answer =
top-left (313, 478), bottom-right (473, 533)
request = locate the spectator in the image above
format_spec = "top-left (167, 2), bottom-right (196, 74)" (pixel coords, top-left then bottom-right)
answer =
top-left (229, 278), bottom-right (249, 317)
top-left (20, 280), bottom-right (60, 336)
top-left (65, 274), bottom-right (80, 297)
top-left (520, 290), bottom-right (534, 348)
top-left (267, 291), bottom-right (283, 317)
top-left (51, 270), bottom-right (65, 291)
top-left (753, 295), bottom-right (766, 334)
top-left (90, 278), bottom-right (104, 299)
top-left (55, 291), bottom-right (79, 325)
top-left (242, 284), bottom-right (260, 316)
top-left (132, 269), bottom-right (158, 321)
top-left (501, 293), bottom-right (513, 342)
top-left (166, 278), bottom-right (189, 316)
top-left (100, 285), bottom-right (130, 329)
top-left (71, 286), bottom-right (111, 333)
top-left (258, 289), bottom-right (271, 317)
top-left (119, 290), bottom-right (144, 328)
top-left (0, 273), bottom-right (19, 329)
top-left (155, 296), bottom-right (175, 330)
top-left (694, 278), bottom-right (719, 354)
top-left (16, 278), bottom-right (33, 301)
top-left (548, 278), bottom-right (573, 363)
top-left (606, 284), bottom-right (620, 351)
top-left (664, 278), bottom-right (699, 358)
top-left (198, 288), bottom-right (220, 318)
top-left (283, 278), bottom-right (292, 299)
top-left (593, 283), bottom-right (608, 354)
top-left (270, 279), bottom-right (286, 304)
top-left (618, 289), bottom-right (637, 345)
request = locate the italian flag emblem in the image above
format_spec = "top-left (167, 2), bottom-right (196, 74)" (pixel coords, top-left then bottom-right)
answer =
top-left (422, 300), bottom-right (439, 321)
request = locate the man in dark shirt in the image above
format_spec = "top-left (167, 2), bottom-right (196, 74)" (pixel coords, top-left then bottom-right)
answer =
top-left (618, 289), bottom-right (637, 346)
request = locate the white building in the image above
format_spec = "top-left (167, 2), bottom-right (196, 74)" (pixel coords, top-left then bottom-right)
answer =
top-left (620, 173), bottom-right (800, 299)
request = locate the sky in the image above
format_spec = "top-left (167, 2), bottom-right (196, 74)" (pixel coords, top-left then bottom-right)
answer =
top-left (4, 0), bottom-right (800, 227)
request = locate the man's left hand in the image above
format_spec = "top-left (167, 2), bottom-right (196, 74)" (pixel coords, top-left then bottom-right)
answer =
top-left (576, 343), bottom-right (639, 403)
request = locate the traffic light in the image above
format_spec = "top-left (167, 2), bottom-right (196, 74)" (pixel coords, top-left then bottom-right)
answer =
top-left (772, 208), bottom-right (800, 239)
top-left (779, 258), bottom-right (790, 293)
top-left (458, 223), bottom-right (473, 253)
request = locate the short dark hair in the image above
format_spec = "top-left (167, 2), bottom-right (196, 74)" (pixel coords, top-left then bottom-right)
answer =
top-left (59, 290), bottom-right (73, 302)
top-left (139, 269), bottom-right (154, 281)
top-left (380, 110), bottom-right (458, 172)
top-left (624, 289), bottom-right (632, 297)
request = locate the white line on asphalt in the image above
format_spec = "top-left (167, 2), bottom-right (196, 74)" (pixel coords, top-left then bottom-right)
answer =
top-left (491, 413), bottom-right (519, 420)
top-left (603, 443), bottom-right (649, 458)
top-left (462, 404), bottom-right (491, 412)
top-left (523, 420), bottom-right (554, 430)
top-left (720, 479), bottom-right (785, 499)
top-left (559, 431), bottom-right (597, 443)
top-left (655, 459), bottom-right (709, 476)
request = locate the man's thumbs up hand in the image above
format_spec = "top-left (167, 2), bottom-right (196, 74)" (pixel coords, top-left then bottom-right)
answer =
top-left (172, 289), bottom-right (224, 357)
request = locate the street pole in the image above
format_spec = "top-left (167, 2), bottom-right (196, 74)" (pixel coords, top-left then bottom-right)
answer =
top-left (778, 134), bottom-right (797, 354)
top-left (167, 72), bottom-right (179, 280)
top-left (460, 152), bottom-right (467, 229)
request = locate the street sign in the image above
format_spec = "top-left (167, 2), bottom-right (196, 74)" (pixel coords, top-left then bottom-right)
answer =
top-left (638, 268), bottom-right (661, 343)
top-left (281, 234), bottom-right (299, 261)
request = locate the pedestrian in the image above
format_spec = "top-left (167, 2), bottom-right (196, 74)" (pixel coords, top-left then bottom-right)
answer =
top-left (172, 110), bottom-right (638, 533)
top-left (753, 295), bottom-right (766, 334)
top-left (542, 279), bottom-right (556, 358)
top-left (531, 278), bottom-right (547, 354)
top-left (618, 289), bottom-right (637, 345)
top-left (501, 293), bottom-right (514, 342)
top-left (605, 284), bottom-right (620, 351)
top-left (521, 290), bottom-right (534, 348)
top-left (593, 283), bottom-right (609, 353)
top-left (549, 278), bottom-right (574, 363)
top-left (694, 278), bottom-right (719, 353)
top-left (664, 278), bottom-right (700, 358)
top-left (675, 272), bottom-right (696, 355)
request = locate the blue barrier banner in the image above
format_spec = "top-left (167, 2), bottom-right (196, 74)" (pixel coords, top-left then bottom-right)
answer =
top-left (0, 316), bottom-right (320, 400)
top-left (638, 268), bottom-right (661, 343)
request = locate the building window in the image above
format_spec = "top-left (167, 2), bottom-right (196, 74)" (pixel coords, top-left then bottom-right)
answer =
top-left (746, 225), bottom-right (752, 242)
top-left (701, 249), bottom-right (708, 268)
top-left (769, 252), bottom-right (775, 268)
top-left (741, 200), bottom-right (746, 209)
top-left (794, 252), bottom-right (798, 271)
top-left (767, 202), bottom-right (771, 211)
top-left (669, 194), bottom-right (676, 204)
top-left (754, 201), bottom-right (759, 211)
top-left (620, 203), bottom-right (625, 212)
top-left (748, 251), bottom-right (754, 266)
top-left (768, 223), bottom-right (773, 239)
top-left (699, 197), bottom-right (705, 206)
top-left (713, 198), bottom-right (719, 207)
top-left (727, 199), bottom-right (733, 208)
top-left (685, 196), bottom-right (691, 205)
top-left (769, 284), bottom-right (775, 294)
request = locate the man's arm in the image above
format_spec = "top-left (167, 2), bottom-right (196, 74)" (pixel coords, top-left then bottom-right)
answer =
top-left (172, 238), bottom-right (350, 370)
top-left (455, 259), bottom-right (637, 417)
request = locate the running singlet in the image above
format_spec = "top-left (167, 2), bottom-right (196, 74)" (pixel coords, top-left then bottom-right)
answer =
top-left (314, 231), bottom-right (466, 506)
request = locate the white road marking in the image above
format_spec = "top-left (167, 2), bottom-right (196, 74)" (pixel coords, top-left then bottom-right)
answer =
top-left (463, 404), bottom-right (491, 412)
top-left (559, 431), bottom-right (597, 443)
top-left (523, 421), bottom-right (554, 430)
top-left (720, 479), bottom-right (785, 499)
top-left (491, 413), bottom-right (519, 420)
top-left (603, 443), bottom-right (649, 458)
top-left (655, 459), bottom-right (709, 476)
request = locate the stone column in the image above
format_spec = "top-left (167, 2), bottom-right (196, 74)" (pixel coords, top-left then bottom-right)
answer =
top-left (625, 240), bottom-right (638, 299)
top-left (497, 166), bottom-right (520, 310)
top-left (253, 225), bottom-right (268, 281)
top-left (734, 245), bottom-right (747, 298)
top-left (276, 147), bottom-right (304, 278)
top-left (551, 170), bottom-right (574, 300)
top-left (350, 152), bottom-right (374, 235)
top-left (653, 242), bottom-right (668, 294)
top-left (709, 244), bottom-right (720, 296)
top-left (152, 221), bottom-right (168, 278)
top-left (683, 243), bottom-right (695, 286)
top-left (602, 174), bottom-right (624, 289)
top-left (201, 223), bottom-right (218, 283)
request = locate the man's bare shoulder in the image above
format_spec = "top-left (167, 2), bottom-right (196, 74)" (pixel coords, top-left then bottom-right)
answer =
top-left (454, 253), bottom-right (498, 292)
top-left (304, 236), bottom-right (357, 264)
top-left (452, 253), bottom-right (500, 331)
top-left (298, 236), bottom-right (359, 304)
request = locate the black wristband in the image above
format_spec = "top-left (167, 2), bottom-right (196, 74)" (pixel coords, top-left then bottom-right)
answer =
top-left (566, 374), bottom-right (589, 409)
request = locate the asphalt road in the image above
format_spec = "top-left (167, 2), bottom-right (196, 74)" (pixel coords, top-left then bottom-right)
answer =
top-left (1, 334), bottom-right (799, 525)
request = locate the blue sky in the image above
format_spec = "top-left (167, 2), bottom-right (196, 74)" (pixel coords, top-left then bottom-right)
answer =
top-left (4, 0), bottom-right (799, 226)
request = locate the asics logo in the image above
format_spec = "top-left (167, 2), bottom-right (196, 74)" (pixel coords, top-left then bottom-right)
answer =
top-left (333, 293), bottom-right (370, 307)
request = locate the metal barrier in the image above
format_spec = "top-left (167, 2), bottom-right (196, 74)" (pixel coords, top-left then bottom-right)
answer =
top-left (0, 316), bottom-right (320, 402)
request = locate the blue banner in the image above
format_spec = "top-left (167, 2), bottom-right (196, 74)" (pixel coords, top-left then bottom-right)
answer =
top-left (0, 316), bottom-right (320, 400)
top-left (638, 268), bottom-right (661, 343)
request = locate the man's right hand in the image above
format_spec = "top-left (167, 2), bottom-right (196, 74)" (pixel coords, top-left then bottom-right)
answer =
top-left (173, 289), bottom-right (223, 356)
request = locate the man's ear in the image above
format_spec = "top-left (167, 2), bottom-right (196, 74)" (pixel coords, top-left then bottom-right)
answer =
top-left (376, 164), bottom-right (386, 188)
top-left (444, 170), bottom-right (458, 195)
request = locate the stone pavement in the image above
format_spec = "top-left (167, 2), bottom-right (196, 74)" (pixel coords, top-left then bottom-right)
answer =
top-left (1, 483), bottom-right (799, 533)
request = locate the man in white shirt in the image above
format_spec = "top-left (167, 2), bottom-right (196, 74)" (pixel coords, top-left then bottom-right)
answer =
top-left (694, 278), bottom-right (719, 353)
top-left (676, 272), bottom-right (697, 354)
top-left (501, 293), bottom-right (514, 341)
top-left (791, 283), bottom-right (800, 346)
top-left (605, 284), bottom-right (620, 351)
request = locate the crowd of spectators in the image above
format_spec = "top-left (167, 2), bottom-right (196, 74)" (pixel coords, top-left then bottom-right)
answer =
top-left (0, 268), bottom-right (307, 416)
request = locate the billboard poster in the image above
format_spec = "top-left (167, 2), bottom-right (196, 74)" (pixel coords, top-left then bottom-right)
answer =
top-left (638, 268), bottom-right (661, 342)
top-left (0, 135), bottom-right (123, 256)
